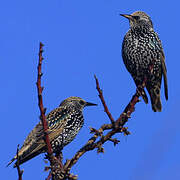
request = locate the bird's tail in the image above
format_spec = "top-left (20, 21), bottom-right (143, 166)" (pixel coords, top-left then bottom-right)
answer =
top-left (147, 84), bottom-right (162, 112)
top-left (7, 121), bottom-right (47, 167)
top-left (7, 142), bottom-right (45, 167)
top-left (134, 80), bottom-right (148, 104)
top-left (7, 156), bottom-right (17, 167)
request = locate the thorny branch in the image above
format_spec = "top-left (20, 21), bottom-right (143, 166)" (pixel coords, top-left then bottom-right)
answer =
top-left (37, 43), bottom-right (65, 180)
top-left (37, 42), bottom-right (53, 156)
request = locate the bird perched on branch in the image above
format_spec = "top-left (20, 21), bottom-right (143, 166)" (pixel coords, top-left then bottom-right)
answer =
top-left (7, 96), bottom-right (97, 167)
top-left (120, 11), bottom-right (168, 112)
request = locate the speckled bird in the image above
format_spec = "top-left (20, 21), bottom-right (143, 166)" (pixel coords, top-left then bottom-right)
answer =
top-left (7, 96), bottom-right (97, 167)
top-left (120, 11), bottom-right (168, 112)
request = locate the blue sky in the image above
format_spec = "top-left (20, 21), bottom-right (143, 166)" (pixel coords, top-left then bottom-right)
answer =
top-left (1, 0), bottom-right (180, 179)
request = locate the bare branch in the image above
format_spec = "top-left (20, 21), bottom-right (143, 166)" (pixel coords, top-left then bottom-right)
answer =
top-left (37, 42), bottom-right (66, 180)
top-left (16, 145), bottom-right (23, 180)
top-left (94, 75), bottom-right (115, 124)
top-left (61, 75), bottom-right (145, 179)
top-left (36, 42), bottom-right (53, 156)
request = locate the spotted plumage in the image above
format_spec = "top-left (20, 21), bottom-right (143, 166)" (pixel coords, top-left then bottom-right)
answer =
top-left (7, 96), bottom-right (97, 167)
top-left (120, 11), bottom-right (168, 112)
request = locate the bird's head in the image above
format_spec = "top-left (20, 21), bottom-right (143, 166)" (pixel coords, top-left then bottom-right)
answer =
top-left (59, 96), bottom-right (97, 110)
top-left (120, 11), bottom-right (153, 29)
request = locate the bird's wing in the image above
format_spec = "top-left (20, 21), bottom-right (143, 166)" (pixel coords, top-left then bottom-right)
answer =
top-left (152, 32), bottom-right (168, 100)
top-left (7, 122), bottom-right (44, 167)
top-left (33, 107), bottom-right (70, 152)
top-left (20, 106), bottom-right (70, 156)
top-left (7, 106), bottom-right (70, 167)
top-left (35, 106), bottom-right (70, 140)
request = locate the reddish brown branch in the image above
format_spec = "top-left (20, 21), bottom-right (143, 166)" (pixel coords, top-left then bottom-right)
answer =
top-left (16, 144), bottom-right (23, 180)
top-left (94, 75), bottom-right (114, 124)
top-left (37, 43), bottom-right (56, 179)
top-left (37, 43), bottom-right (66, 180)
top-left (36, 42), bottom-right (53, 155)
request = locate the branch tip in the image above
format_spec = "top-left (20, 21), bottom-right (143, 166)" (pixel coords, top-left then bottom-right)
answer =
top-left (16, 144), bottom-right (23, 180)
top-left (40, 42), bottom-right (44, 46)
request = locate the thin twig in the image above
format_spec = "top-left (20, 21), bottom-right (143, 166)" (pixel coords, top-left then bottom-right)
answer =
top-left (16, 144), bottom-right (23, 180)
top-left (94, 75), bottom-right (114, 124)
top-left (46, 172), bottom-right (52, 180)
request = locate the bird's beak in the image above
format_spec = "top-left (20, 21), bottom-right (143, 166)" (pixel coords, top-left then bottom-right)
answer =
top-left (86, 102), bottom-right (97, 106)
top-left (120, 14), bottom-right (133, 21)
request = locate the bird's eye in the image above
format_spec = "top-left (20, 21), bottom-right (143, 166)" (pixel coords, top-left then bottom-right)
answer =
top-left (133, 16), bottom-right (140, 20)
top-left (79, 100), bottom-right (85, 105)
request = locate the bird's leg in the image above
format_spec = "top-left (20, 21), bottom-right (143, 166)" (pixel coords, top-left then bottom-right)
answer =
top-left (55, 151), bottom-right (63, 162)
top-left (55, 151), bottom-right (64, 169)
top-left (137, 85), bottom-right (144, 97)
top-left (137, 77), bottom-right (147, 96)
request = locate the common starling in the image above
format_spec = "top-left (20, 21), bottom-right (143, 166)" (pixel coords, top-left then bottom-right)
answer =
top-left (120, 11), bottom-right (168, 112)
top-left (7, 96), bottom-right (97, 167)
